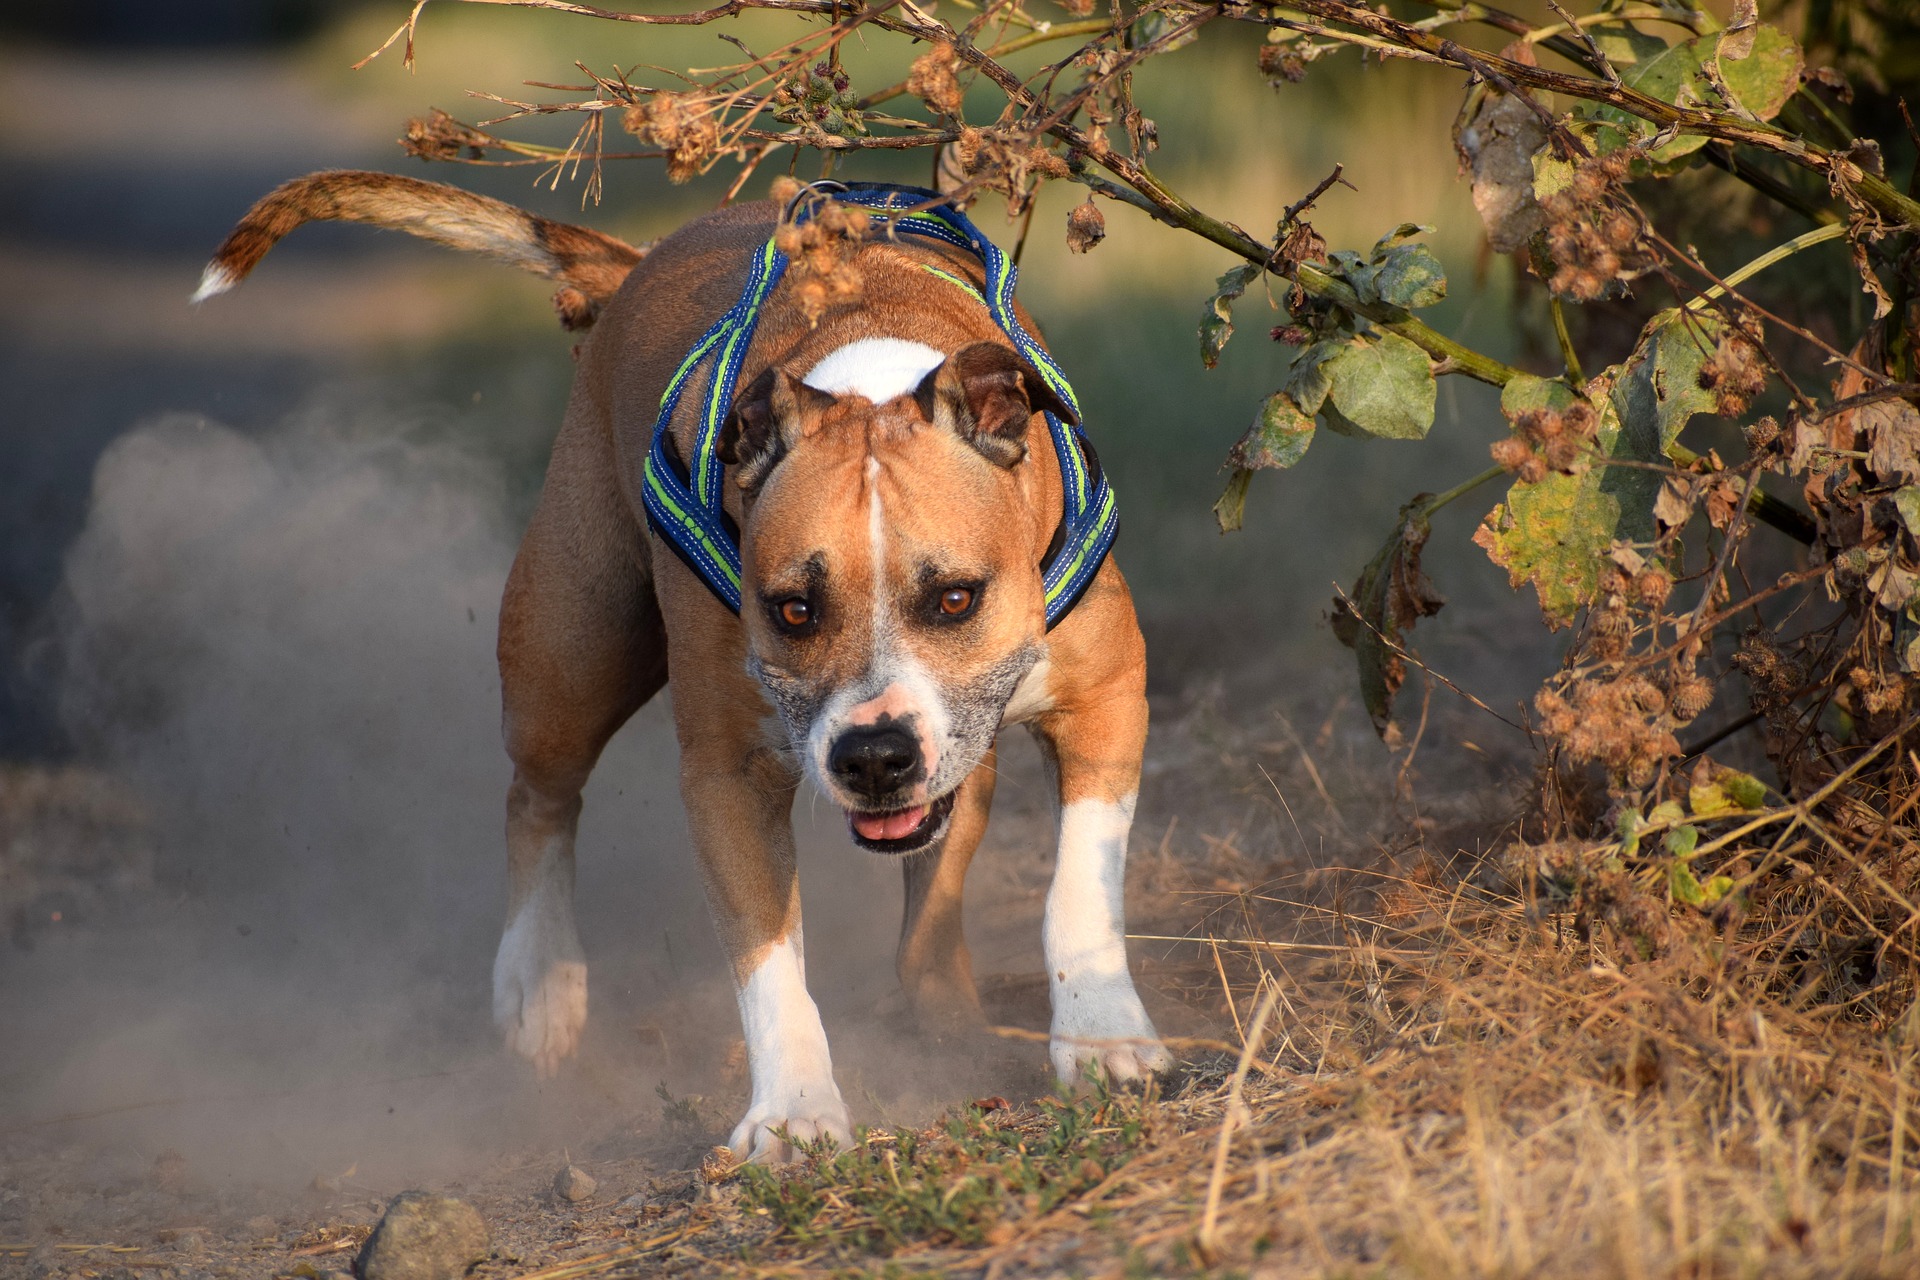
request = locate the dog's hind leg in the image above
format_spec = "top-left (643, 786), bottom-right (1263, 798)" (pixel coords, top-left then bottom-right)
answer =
top-left (896, 744), bottom-right (995, 1030)
top-left (494, 407), bottom-right (665, 1077)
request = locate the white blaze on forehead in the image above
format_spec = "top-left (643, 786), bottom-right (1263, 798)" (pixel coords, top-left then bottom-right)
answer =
top-left (803, 337), bottom-right (946, 403)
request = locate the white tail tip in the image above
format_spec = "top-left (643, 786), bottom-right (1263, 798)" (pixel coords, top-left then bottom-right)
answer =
top-left (189, 262), bottom-right (236, 304)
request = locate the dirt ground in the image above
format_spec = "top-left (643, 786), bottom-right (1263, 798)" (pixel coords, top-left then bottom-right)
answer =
top-left (1, 673), bottom-right (1477, 1280)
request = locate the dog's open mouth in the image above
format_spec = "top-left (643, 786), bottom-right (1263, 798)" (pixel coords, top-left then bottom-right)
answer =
top-left (847, 792), bottom-right (956, 854)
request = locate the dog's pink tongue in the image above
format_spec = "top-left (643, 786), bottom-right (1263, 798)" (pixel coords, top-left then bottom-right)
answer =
top-left (851, 805), bottom-right (927, 842)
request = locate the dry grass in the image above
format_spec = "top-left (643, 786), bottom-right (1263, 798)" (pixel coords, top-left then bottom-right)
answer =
top-left (607, 815), bottom-right (1920, 1278)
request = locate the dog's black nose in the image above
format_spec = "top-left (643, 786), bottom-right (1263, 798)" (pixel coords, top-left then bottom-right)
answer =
top-left (829, 723), bottom-right (922, 798)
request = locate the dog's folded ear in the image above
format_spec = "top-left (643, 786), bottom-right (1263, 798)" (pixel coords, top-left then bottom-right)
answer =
top-left (719, 368), bottom-right (838, 492)
top-left (915, 342), bottom-right (1076, 469)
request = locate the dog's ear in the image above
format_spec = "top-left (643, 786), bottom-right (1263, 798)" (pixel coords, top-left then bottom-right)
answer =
top-left (719, 368), bottom-right (837, 491)
top-left (915, 342), bottom-right (1076, 469)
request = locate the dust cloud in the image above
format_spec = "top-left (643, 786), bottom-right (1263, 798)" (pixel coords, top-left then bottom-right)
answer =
top-left (0, 400), bottom-right (942, 1207)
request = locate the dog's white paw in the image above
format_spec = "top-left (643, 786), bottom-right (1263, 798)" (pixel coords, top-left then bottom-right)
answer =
top-left (493, 908), bottom-right (587, 1078)
top-left (1049, 978), bottom-right (1172, 1085)
top-left (728, 1085), bottom-right (853, 1164)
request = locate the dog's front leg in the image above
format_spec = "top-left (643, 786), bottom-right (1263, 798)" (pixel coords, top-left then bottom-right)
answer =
top-left (679, 724), bottom-right (852, 1162)
top-left (1032, 680), bottom-right (1171, 1085)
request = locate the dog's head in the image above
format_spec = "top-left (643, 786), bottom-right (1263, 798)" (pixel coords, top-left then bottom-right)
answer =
top-left (719, 337), bottom-right (1071, 854)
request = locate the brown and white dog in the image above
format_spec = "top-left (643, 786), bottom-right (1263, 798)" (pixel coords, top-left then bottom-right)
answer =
top-left (197, 172), bottom-right (1170, 1159)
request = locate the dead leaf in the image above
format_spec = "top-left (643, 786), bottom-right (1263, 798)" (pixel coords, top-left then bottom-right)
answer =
top-left (1864, 398), bottom-right (1920, 484)
top-left (1705, 476), bottom-right (1742, 530)
top-left (1457, 91), bottom-right (1548, 253)
top-left (1334, 500), bottom-right (1446, 740)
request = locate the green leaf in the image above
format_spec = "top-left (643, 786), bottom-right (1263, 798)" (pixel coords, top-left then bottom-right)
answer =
top-left (1128, 7), bottom-right (1201, 54)
top-left (1213, 467), bottom-right (1253, 534)
top-left (1702, 875), bottom-right (1737, 905)
top-left (1474, 398), bottom-right (1624, 627)
top-left (1615, 309), bottom-right (1725, 453)
top-left (1371, 244), bottom-right (1448, 310)
top-left (1689, 782), bottom-right (1740, 818)
top-left (1372, 223), bottom-right (1432, 254)
top-left (1894, 487), bottom-right (1920, 540)
top-left (1320, 333), bottom-right (1436, 440)
top-left (1649, 799), bottom-right (1687, 826)
top-left (1533, 151), bottom-right (1575, 202)
top-left (1284, 340), bottom-right (1343, 415)
top-left (1332, 499), bottom-right (1446, 742)
top-left (1618, 808), bottom-right (1646, 858)
top-left (1476, 312), bottom-right (1724, 627)
top-left (1582, 27), bottom-right (1804, 166)
top-left (1721, 771), bottom-right (1767, 809)
top-left (1669, 857), bottom-right (1706, 906)
top-left (1501, 372), bottom-right (1577, 420)
top-left (1228, 390), bottom-right (1316, 473)
top-left (1665, 824), bottom-right (1700, 859)
top-left (1199, 263), bottom-right (1262, 370)
top-left (1318, 226), bottom-right (1446, 312)
top-left (1589, 23), bottom-right (1670, 70)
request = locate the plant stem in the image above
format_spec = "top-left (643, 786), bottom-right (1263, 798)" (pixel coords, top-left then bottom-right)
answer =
top-left (1416, 465), bottom-right (1506, 517)
top-left (1683, 222), bottom-right (1849, 312)
top-left (1549, 293), bottom-right (1584, 384)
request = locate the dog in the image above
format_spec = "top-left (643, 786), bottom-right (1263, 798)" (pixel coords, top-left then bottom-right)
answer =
top-left (196, 171), bottom-right (1171, 1159)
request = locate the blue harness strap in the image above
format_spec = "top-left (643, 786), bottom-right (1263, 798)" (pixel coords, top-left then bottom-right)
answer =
top-left (641, 182), bottom-right (1116, 631)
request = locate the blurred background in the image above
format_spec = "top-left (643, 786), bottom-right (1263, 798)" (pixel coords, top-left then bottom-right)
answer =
top-left (0, 0), bottom-right (1547, 1220)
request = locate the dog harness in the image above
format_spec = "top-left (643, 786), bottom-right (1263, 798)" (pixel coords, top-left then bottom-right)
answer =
top-left (640, 182), bottom-right (1117, 631)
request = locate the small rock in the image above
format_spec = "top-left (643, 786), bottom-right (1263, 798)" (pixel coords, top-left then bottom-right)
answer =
top-left (615, 1191), bottom-right (649, 1213)
top-left (170, 1231), bottom-right (207, 1255)
top-left (354, 1191), bottom-right (488, 1280)
top-left (550, 1165), bottom-right (596, 1205)
top-left (243, 1215), bottom-right (277, 1240)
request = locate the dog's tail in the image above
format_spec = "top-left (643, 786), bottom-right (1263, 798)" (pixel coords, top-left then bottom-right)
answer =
top-left (191, 170), bottom-right (647, 330)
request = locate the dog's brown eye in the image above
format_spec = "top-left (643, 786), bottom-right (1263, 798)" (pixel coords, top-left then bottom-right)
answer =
top-left (939, 587), bottom-right (974, 616)
top-left (778, 599), bottom-right (812, 628)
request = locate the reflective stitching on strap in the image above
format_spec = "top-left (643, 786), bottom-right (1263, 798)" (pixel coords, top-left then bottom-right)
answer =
top-left (641, 182), bottom-right (1116, 631)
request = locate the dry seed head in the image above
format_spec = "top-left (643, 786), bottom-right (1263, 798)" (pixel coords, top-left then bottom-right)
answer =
top-left (906, 44), bottom-right (964, 117)
top-left (768, 175), bottom-right (804, 207)
top-left (1491, 436), bottom-right (1536, 474)
top-left (402, 109), bottom-right (489, 161)
top-left (1669, 673), bottom-right (1715, 721)
top-left (1592, 603), bottom-right (1632, 637)
top-left (1026, 146), bottom-right (1070, 180)
top-left (955, 126), bottom-right (983, 171)
top-left (1701, 330), bottom-right (1768, 419)
top-left (1601, 209), bottom-right (1640, 251)
top-left (1543, 436), bottom-right (1586, 474)
top-left (1536, 688), bottom-right (1576, 735)
top-left (1066, 198), bottom-right (1106, 254)
top-left (1634, 568), bottom-right (1674, 608)
top-left (1258, 43), bottom-right (1308, 84)
top-left (1565, 400), bottom-right (1599, 440)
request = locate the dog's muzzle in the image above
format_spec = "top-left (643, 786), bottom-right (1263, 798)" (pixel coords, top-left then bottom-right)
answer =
top-left (845, 791), bottom-right (956, 855)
